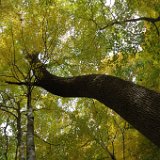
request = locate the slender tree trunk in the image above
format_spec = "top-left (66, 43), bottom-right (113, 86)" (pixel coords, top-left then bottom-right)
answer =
top-left (16, 101), bottom-right (25, 160)
top-left (26, 84), bottom-right (36, 160)
top-left (4, 119), bottom-right (9, 160)
top-left (122, 130), bottom-right (126, 160)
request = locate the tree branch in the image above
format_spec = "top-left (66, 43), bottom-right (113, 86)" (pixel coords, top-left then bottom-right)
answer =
top-left (0, 107), bottom-right (18, 119)
top-left (5, 81), bottom-right (36, 86)
top-left (34, 133), bottom-right (61, 146)
top-left (99, 16), bottom-right (160, 30)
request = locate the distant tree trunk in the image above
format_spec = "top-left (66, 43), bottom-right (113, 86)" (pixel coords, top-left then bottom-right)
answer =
top-left (16, 101), bottom-right (25, 160)
top-left (28, 54), bottom-right (160, 148)
top-left (4, 118), bottom-right (9, 160)
top-left (26, 82), bottom-right (36, 160)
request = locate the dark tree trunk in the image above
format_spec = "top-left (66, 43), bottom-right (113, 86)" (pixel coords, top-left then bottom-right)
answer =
top-left (30, 55), bottom-right (160, 148)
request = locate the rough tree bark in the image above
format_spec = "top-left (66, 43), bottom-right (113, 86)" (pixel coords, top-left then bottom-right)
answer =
top-left (29, 54), bottom-right (160, 147)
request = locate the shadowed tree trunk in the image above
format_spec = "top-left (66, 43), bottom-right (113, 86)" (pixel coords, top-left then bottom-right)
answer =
top-left (16, 101), bottom-right (25, 160)
top-left (25, 54), bottom-right (160, 147)
top-left (26, 73), bottom-right (36, 160)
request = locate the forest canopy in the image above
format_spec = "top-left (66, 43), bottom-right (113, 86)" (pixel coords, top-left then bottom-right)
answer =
top-left (0, 0), bottom-right (160, 159)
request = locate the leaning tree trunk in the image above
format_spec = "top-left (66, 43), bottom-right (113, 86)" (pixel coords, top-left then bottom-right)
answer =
top-left (28, 54), bottom-right (160, 147)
